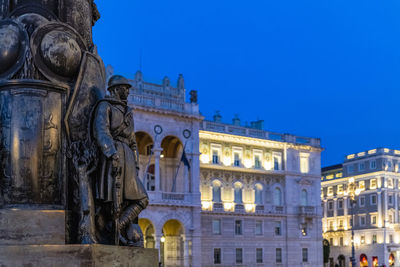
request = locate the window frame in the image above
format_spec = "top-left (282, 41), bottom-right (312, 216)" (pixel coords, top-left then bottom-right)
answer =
top-left (235, 220), bottom-right (243, 235)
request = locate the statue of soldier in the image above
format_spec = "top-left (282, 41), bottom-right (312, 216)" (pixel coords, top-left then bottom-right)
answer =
top-left (92, 75), bottom-right (148, 246)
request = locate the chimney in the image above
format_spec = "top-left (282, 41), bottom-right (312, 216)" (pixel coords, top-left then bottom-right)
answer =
top-left (135, 70), bottom-right (143, 81)
top-left (250, 120), bottom-right (264, 130)
top-left (213, 111), bottom-right (222, 123)
top-left (232, 114), bottom-right (240, 126)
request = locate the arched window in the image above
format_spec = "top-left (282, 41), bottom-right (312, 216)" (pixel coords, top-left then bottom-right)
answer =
top-left (212, 180), bottom-right (222, 203)
top-left (234, 182), bottom-right (243, 204)
top-left (301, 189), bottom-right (308, 206)
top-left (254, 184), bottom-right (263, 205)
top-left (274, 187), bottom-right (282, 206)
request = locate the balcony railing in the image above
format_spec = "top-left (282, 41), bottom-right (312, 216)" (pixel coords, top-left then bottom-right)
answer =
top-left (213, 202), bottom-right (224, 212)
top-left (234, 204), bottom-right (245, 213)
top-left (147, 191), bottom-right (193, 205)
top-left (299, 206), bottom-right (316, 216)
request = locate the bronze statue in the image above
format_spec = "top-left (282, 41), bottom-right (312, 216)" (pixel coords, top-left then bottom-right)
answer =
top-left (92, 75), bottom-right (148, 246)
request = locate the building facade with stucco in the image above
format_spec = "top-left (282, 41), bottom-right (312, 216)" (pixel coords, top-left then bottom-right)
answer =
top-left (107, 67), bottom-right (323, 267)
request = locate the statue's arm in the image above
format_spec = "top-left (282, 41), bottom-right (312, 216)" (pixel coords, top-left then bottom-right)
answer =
top-left (93, 102), bottom-right (116, 158)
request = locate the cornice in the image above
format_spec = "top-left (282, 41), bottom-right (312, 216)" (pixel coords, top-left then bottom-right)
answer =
top-left (132, 104), bottom-right (204, 121)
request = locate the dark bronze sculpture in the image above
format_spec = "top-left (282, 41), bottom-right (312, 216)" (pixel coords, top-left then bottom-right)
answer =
top-left (91, 75), bottom-right (148, 246)
top-left (0, 0), bottom-right (148, 247)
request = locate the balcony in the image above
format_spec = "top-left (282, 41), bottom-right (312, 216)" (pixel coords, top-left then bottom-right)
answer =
top-left (299, 206), bottom-right (316, 216)
top-left (147, 191), bottom-right (194, 206)
top-left (271, 206), bottom-right (285, 214)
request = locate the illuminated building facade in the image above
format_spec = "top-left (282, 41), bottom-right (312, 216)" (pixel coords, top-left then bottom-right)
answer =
top-left (109, 67), bottom-right (323, 266)
top-left (321, 148), bottom-right (400, 267)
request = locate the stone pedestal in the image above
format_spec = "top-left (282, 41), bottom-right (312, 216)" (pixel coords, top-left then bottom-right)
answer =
top-left (0, 208), bottom-right (159, 267)
top-left (0, 244), bottom-right (159, 267)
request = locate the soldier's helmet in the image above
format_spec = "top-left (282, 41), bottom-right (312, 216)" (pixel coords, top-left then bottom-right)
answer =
top-left (107, 75), bottom-right (132, 91)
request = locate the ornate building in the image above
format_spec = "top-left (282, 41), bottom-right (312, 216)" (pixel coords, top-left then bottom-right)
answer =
top-left (111, 67), bottom-right (323, 266)
top-left (321, 148), bottom-right (400, 267)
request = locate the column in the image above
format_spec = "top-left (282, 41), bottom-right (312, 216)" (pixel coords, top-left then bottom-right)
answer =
top-left (378, 191), bottom-right (382, 227)
top-left (183, 235), bottom-right (192, 267)
top-left (154, 235), bottom-right (161, 265)
top-left (333, 198), bottom-right (338, 230)
top-left (154, 149), bottom-right (162, 192)
top-left (184, 160), bottom-right (189, 193)
top-left (343, 196), bottom-right (348, 229)
top-left (395, 192), bottom-right (399, 223)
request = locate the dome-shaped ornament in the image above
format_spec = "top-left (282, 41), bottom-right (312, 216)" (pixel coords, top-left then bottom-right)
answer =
top-left (30, 22), bottom-right (87, 84)
top-left (0, 20), bottom-right (28, 80)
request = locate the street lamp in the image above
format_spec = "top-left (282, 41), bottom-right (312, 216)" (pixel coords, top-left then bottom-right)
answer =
top-left (348, 178), bottom-right (361, 267)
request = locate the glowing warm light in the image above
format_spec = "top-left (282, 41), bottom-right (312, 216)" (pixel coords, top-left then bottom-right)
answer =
top-left (244, 204), bottom-right (255, 213)
top-left (264, 161), bottom-right (272, 170)
top-left (347, 154), bottom-right (355, 159)
top-left (355, 188), bottom-right (361, 196)
top-left (243, 159), bottom-right (252, 168)
top-left (160, 236), bottom-right (165, 243)
top-left (384, 148), bottom-right (390, 153)
top-left (223, 202), bottom-right (234, 211)
top-left (395, 150), bottom-right (400, 155)
top-left (357, 152), bottom-right (365, 157)
top-left (223, 157), bottom-right (231, 166)
top-left (368, 149), bottom-right (377, 154)
top-left (200, 154), bottom-right (210, 164)
top-left (201, 201), bottom-right (212, 210)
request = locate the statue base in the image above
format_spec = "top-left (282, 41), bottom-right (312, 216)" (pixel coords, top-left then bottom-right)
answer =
top-left (0, 208), bottom-right (159, 267)
top-left (0, 244), bottom-right (159, 267)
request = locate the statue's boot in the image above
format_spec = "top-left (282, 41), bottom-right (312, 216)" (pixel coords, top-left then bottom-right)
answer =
top-left (118, 198), bottom-right (149, 230)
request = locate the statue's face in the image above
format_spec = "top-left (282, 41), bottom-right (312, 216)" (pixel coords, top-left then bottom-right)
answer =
top-left (114, 85), bottom-right (130, 100)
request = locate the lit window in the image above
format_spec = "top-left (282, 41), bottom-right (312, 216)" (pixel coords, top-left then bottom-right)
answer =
top-left (358, 181), bottom-right (365, 191)
top-left (340, 237), bottom-right (343, 246)
top-left (212, 219), bottom-right (221, 235)
top-left (300, 153), bottom-right (309, 173)
top-left (370, 160), bottom-right (376, 169)
top-left (255, 220), bottom-right (263, 235)
top-left (336, 172), bottom-right (343, 178)
top-left (327, 187), bottom-right (333, 196)
top-left (387, 178), bottom-right (394, 189)
top-left (372, 235), bottom-right (377, 244)
top-left (339, 219), bottom-right (343, 228)
top-left (273, 152), bottom-right (282, 170)
top-left (276, 248), bottom-right (282, 263)
top-left (302, 248), bottom-right (308, 263)
top-left (256, 248), bottom-right (263, 263)
top-left (371, 215), bottom-right (377, 225)
top-left (370, 179), bottom-right (377, 189)
top-left (236, 248), bottom-right (243, 264)
top-left (337, 184), bottom-right (343, 195)
top-left (235, 220), bottom-right (242, 235)
top-left (214, 248), bottom-right (221, 264)
top-left (361, 235), bottom-right (365, 244)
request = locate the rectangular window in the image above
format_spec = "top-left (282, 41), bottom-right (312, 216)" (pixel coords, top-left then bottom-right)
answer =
top-left (348, 165), bottom-right (354, 173)
top-left (327, 187), bottom-right (333, 196)
top-left (390, 235), bottom-right (394, 243)
top-left (361, 235), bottom-right (365, 244)
top-left (302, 248), bottom-right (308, 263)
top-left (339, 219), bottom-right (343, 228)
top-left (236, 248), bottom-right (243, 264)
top-left (212, 150), bottom-right (219, 164)
top-left (372, 235), bottom-right (377, 244)
top-left (256, 248), bottom-right (263, 263)
top-left (337, 184), bottom-right (343, 195)
top-left (360, 215), bottom-right (366, 226)
top-left (358, 181), bottom-right (365, 191)
top-left (255, 220), bottom-right (263, 235)
top-left (371, 195), bottom-right (377, 205)
top-left (273, 152), bottom-right (282, 170)
top-left (276, 248), bottom-right (282, 263)
top-left (338, 199), bottom-right (343, 209)
top-left (389, 195), bottom-right (393, 205)
top-left (212, 219), bottom-right (221, 235)
top-left (359, 162), bottom-right (365, 171)
top-left (214, 248), bottom-right (221, 264)
top-left (235, 220), bottom-right (242, 235)
top-left (329, 238), bottom-right (333, 246)
top-left (329, 221), bottom-right (333, 231)
top-left (340, 237), bottom-right (344, 246)
top-left (387, 178), bottom-right (394, 189)
top-left (300, 153), bottom-right (309, 173)
top-left (370, 178), bottom-right (377, 189)
top-left (370, 160), bottom-right (376, 169)
top-left (234, 152), bottom-right (240, 167)
top-left (389, 214), bottom-right (393, 224)
top-left (275, 221), bottom-right (282, 236)
top-left (359, 196), bottom-right (365, 207)
top-left (254, 155), bottom-right (261, 169)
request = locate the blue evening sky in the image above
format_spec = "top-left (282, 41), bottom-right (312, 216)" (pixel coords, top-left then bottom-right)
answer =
top-left (93, 0), bottom-right (400, 167)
